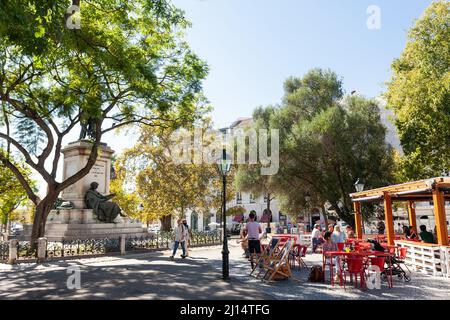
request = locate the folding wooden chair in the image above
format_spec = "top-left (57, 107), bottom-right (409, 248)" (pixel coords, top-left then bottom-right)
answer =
top-left (262, 240), bottom-right (294, 282)
top-left (250, 237), bottom-right (281, 279)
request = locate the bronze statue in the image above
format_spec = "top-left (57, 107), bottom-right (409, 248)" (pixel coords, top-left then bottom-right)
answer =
top-left (79, 117), bottom-right (97, 140)
top-left (85, 182), bottom-right (126, 223)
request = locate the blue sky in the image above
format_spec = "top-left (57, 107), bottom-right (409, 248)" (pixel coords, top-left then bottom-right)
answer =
top-left (172, 0), bottom-right (434, 129)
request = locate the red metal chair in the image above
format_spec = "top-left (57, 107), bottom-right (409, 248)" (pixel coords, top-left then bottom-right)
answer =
top-left (344, 257), bottom-right (366, 289)
top-left (289, 245), bottom-right (308, 269)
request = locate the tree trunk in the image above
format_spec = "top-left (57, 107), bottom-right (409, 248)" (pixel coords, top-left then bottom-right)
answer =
top-left (30, 190), bottom-right (58, 249)
top-left (160, 214), bottom-right (172, 232)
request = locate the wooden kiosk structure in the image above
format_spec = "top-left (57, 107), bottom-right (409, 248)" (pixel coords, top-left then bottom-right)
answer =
top-left (350, 177), bottom-right (449, 246)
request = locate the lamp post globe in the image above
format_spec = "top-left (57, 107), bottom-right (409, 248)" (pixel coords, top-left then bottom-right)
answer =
top-left (354, 178), bottom-right (365, 193)
top-left (217, 148), bottom-right (232, 280)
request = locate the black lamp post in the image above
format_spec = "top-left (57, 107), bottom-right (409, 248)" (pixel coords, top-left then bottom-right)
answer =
top-left (304, 192), bottom-right (311, 232)
top-left (217, 148), bottom-right (232, 280)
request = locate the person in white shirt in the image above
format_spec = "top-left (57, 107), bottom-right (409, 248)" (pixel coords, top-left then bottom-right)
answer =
top-left (311, 224), bottom-right (323, 253)
top-left (170, 219), bottom-right (187, 260)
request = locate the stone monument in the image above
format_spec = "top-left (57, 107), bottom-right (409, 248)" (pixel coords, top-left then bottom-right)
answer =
top-left (22, 141), bottom-right (148, 241)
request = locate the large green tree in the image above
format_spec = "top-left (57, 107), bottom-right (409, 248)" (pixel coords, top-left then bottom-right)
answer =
top-left (270, 69), bottom-right (396, 227)
top-left (0, 155), bottom-right (34, 234)
top-left (114, 125), bottom-right (235, 231)
top-left (234, 106), bottom-right (277, 228)
top-left (0, 0), bottom-right (208, 245)
top-left (386, 0), bottom-right (450, 180)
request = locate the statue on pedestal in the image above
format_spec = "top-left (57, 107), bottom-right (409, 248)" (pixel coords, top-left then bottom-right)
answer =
top-left (85, 182), bottom-right (126, 223)
top-left (79, 117), bottom-right (96, 140)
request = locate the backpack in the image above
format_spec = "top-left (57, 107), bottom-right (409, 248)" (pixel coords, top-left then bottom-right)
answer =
top-left (308, 266), bottom-right (325, 283)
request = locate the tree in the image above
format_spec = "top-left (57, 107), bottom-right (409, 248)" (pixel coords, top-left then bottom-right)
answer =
top-left (0, 154), bottom-right (35, 233)
top-left (234, 106), bottom-right (277, 228)
top-left (270, 69), bottom-right (396, 227)
top-left (386, 1), bottom-right (450, 180)
top-left (0, 0), bottom-right (208, 245)
top-left (114, 125), bottom-right (235, 231)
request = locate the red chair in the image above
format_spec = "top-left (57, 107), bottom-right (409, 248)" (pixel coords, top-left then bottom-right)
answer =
top-left (337, 243), bottom-right (345, 251)
top-left (344, 257), bottom-right (366, 289)
top-left (290, 245), bottom-right (308, 269)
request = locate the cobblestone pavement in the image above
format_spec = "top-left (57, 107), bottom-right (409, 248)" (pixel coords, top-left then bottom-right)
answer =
top-left (1, 243), bottom-right (450, 300)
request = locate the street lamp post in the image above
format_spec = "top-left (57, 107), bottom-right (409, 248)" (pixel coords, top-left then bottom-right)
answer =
top-left (304, 192), bottom-right (311, 232)
top-left (217, 148), bottom-right (232, 280)
top-left (354, 178), bottom-right (365, 232)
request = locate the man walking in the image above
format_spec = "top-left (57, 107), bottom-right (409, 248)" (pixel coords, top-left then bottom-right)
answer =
top-left (311, 224), bottom-right (323, 253)
top-left (170, 219), bottom-right (186, 260)
top-left (244, 212), bottom-right (262, 268)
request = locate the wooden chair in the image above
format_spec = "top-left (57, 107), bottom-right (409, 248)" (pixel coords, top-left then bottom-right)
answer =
top-left (250, 238), bottom-right (281, 279)
top-left (263, 240), bottom-right (294, 282)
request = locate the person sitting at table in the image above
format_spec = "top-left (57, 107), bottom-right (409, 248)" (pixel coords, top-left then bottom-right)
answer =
top-left (323, 231), bottom-right (339, 282)
top-left (323, 231), bottom-right (338, 253)
top-left (345, 225), bottom-right (356, 239)
top-left (331, 225), bottom-right (346, 245)
top-left (328, 224), bottom-right (334, 233)
top-left (408, 226), bottom-right (418, 240)
top-left (311, 224), bottom-right (324, 253)
top-left (419, 225), bottom-right (435, 244)
top-left (403, 226), bottom-right (411, 239)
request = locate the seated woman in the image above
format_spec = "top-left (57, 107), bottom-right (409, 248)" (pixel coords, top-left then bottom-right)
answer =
top-left (323, 231), bottom-right (339, 282)
top-left (408, 226), bottom-right (418, 240)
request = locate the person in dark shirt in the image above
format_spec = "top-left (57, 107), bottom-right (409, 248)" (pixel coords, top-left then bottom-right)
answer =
top-left (419, 225), bottom-right (435, 244)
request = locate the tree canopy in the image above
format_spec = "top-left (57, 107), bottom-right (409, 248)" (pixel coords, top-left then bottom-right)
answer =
top-left (386, 0), bottom-right (450, 180)
top-left (113, 125), bottom-right (235, 230)
top-left (249, 69), bottom-right (396, 226)
top-left (0, 0), bottom-right (208, 243)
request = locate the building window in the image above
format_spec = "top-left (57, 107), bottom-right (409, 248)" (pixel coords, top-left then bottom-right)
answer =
top-left (236, 192), bottom-right (242, 204)
top-left (249, 193), bottom-right (256, 204)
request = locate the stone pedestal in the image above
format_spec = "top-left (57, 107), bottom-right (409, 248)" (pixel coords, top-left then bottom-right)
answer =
top-left (21, 140), bottom-right (148, 241)
top-left (61, 141), bottom-right (114, 209)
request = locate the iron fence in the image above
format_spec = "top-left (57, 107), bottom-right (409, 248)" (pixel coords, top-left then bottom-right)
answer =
top-left (1, 230), bottom-right (221, 264)
top-left (46, 238), bottom-right (120, 258)
top-left (126, 230), bottom-right (221, 251)
top-left (0, 241), bottom-right (8, 262)
top-left (17, 241), bottom-right (37, 260)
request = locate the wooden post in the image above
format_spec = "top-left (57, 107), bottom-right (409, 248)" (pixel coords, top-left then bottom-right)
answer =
top-left (432, 188), bottom-right (449, 246)
top-left (384, 192), bottom-right (395, 246)
top-left (354, 202), bottom-right (363, 239)
top-left (407, 201), bottom-right (417, 234)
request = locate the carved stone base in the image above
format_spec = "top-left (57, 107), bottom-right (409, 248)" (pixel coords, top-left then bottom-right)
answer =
top-left (20, 209), bottom-right (148, 241)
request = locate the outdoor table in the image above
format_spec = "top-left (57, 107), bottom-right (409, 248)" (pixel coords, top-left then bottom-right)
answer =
top-left (323, 250), bottom-right (394, 288)
top-left (272, 234), bottom-right (299, 245)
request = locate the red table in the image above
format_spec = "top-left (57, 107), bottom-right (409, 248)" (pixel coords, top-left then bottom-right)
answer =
top-left (323, 250), bottom-right (394, 288)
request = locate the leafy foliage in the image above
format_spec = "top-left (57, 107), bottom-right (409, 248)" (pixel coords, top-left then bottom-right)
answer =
top-left (248, 69), bottom-right (396, 226)
top-left (386, 0), bottom-right (450, 180)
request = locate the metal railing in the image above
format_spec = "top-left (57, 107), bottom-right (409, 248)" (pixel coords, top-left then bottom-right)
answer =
top-left (46, 238), bottom-right (121, 258)
top-left (0, 230), bottom-right (222, 264)
top-left (0, 241), bottom-right (8, 262)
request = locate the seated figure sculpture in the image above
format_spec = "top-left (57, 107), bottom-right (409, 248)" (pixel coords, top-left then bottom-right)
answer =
top-left (85, 182), bottom-right (126, 223)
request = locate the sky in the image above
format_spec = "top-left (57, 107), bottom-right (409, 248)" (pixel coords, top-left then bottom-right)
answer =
top-left (171, 0), bottom-right (433, 129)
